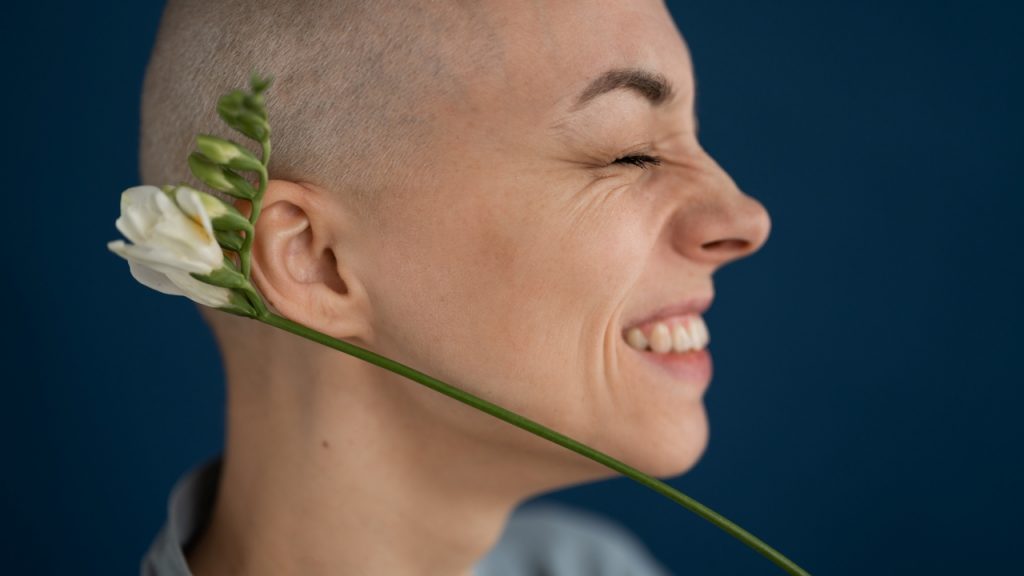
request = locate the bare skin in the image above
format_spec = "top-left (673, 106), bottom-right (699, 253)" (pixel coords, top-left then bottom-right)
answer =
top-left (187, 1), bottom-right (772, 575)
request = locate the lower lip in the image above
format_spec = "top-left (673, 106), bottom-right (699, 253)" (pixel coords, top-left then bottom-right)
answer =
top-left (631, 346), bottom-right (713, 384)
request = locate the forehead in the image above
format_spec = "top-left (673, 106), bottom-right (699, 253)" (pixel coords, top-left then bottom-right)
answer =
top-left (450, 0), bottom-right (695, 121)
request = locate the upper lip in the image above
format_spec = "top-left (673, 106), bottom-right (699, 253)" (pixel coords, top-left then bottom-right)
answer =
top-left (621, 294), bottom-right (714, 332)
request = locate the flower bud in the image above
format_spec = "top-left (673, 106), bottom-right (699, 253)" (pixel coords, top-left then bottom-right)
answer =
top-left (186, 186), bottom-right (252, 232)
top-left (217, 90), bottom-right (246, 116)
top-left (217, 90), bottom-right (270, 141)
top-left (215, 229), bottom-right (245, 251)
top-left (195, 134), bottom-right (264, 172)
top-left (243, 94), bottom-right (268, 120)
top-left (188, 153), bottom-right (256, 199)
top-left (249, 72), bottom-right (273, 95)
top-left (231, 110), bottom-right (270, 141)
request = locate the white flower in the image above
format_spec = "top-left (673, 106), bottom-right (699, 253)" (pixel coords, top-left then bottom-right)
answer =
top-left (107, 185), bottom-right (233, 308)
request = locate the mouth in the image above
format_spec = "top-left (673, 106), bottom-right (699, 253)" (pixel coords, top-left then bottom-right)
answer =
top-left (620, 297), bottom-right (714, 383)
top-left (622, 313), bottom-right (709, 353)
top-left (621, 295), bottom-right (713, 333)
top-left (628, 344), bottom-right (712, 384)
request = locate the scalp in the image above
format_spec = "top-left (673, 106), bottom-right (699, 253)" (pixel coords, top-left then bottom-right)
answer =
top-left (140, 0), bottom-right (501, 225)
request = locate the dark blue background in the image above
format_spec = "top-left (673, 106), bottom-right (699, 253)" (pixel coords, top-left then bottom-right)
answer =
top-left (3, 1), bottom-right (1020, 574)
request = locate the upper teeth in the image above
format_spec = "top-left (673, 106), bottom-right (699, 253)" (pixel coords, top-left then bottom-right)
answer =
top-left (624, 314), bottom-right (709, 353)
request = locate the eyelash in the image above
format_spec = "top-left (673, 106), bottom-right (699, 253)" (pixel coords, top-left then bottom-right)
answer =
top-left (612, 154), bottom-right (663, 170)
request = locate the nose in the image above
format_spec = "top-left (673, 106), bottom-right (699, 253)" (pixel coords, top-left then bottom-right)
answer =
top-left (667, 149), bottom-right (772, 270)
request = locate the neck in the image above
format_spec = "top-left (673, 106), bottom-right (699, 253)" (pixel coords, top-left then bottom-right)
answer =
top-left (187, 326), bottom-right (597, 576)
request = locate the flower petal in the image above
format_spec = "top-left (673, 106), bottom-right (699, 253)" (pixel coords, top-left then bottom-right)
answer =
top-left (126, 258), bottom-right (188, 297)
top-left (175, 186), bottom-right (215, 238)
top-left (114, 186), bottom-right (163, 244)
top-left (149, 191), bottom-right (223, 271)
top-left (108, 238), bottom-right (212, 275)
top-left (111, 239), bottom-right (233, 307)
top-left (165, 269), bottom-right (234, 307)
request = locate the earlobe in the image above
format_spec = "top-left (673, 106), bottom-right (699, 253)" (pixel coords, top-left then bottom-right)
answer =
top-left (249, 179), bottom-right (371, 342)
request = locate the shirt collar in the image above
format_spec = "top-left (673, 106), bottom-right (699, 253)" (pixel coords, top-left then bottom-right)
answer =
top-left (140, 456), bottom-right (222, 576)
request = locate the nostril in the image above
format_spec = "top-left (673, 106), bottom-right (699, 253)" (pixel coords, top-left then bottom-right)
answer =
top-left (702, 238), bottom-right (751, 252)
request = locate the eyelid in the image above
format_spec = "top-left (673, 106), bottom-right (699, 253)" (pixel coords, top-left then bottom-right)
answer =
top-left (612, 153), bottom-right (663, 169)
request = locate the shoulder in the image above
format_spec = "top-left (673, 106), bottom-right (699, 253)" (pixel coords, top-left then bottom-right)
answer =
top-left (474, 502), bottom-right (676, 576)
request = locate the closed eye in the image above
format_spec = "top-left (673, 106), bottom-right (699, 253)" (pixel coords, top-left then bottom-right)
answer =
top-left (612, 154), bottom-right (662, 169)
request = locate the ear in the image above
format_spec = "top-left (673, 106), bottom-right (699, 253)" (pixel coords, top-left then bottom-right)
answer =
top-left (246, 179), bottom-right (372, 343)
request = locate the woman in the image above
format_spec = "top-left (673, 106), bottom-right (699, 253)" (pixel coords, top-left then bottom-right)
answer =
top-left (139, 0), bottom-right (771, 574)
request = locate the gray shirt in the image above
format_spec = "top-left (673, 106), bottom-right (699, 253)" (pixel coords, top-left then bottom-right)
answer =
top-left (141, 457), bottom-right (675, 575)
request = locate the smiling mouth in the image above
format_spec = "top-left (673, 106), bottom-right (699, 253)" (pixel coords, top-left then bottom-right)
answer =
top-left (623, 322), bottom-right (713, 385)
top-left (622, 313), bottom-right (709, 354)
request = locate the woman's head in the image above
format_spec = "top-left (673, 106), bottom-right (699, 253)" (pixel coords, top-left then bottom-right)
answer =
top-left (143, 0), bottom-right (770, 485)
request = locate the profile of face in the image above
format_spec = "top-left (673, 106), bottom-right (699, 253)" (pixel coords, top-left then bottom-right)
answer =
top-left (254, 0), bottom-right (771, 484)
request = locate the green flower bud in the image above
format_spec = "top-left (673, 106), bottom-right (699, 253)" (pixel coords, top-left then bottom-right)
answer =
top-left (215, 229), bottom-right (245, 251)
top-left (219, 110), bottom-right (269, 142)
top-left (188, 153), bottom-right (256, 199)
top-left (217, 90), bottom-right (246, 116)
top-left (243, 94), bottom-right (268, 120)
top-left (250, 72), bottom-right (273, 95)
top-left (195, 134), bottom-right (264, 172)
top-left (231, 110), bottom-right (270, 142)
top-left (217, 89), bottom-right (270, 141)
top-left (187, 187), bottom-right (252, 233)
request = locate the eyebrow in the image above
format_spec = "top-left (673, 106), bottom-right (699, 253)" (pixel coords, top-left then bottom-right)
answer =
top-left (568, 67), bottom-right (678, 114)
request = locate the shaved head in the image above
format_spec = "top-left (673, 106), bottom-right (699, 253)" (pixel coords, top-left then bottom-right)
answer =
top-left (141, 0), bottom-right (501, 225)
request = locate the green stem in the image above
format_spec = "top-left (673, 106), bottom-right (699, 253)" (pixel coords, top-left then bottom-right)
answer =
top-left (240, 283), bottom-right (267, 317)
top-left (256, 310), bottom-right (811, 576)
top-left (240, 196), bottom-right (262, 278)
top-left (239, 143), bottom-right (271, 280)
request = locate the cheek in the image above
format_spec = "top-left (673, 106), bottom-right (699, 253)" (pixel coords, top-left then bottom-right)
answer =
top-left (364, 181), bottom-right (651, 402)
top-left (360, 190), bottom-right (545, 387)
top-left (463, 190), bottom-right (651, 365)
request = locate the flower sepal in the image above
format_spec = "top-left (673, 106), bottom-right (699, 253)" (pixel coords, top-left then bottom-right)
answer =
top-left (190, 256), bottom-right (251, 290)
top-left (216, 289), bottom-right (261, 318)
top-left (190, 257), bottom-right (264, 317)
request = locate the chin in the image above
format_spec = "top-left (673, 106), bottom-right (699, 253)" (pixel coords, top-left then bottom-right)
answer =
top-left (622, 403), bottom-right (710, 480)
top-left (564, 404), bottom-right (710, 482)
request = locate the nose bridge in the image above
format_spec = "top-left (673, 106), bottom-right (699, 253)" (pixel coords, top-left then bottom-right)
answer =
top-left (667, 148), bottom-right (772, 269)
